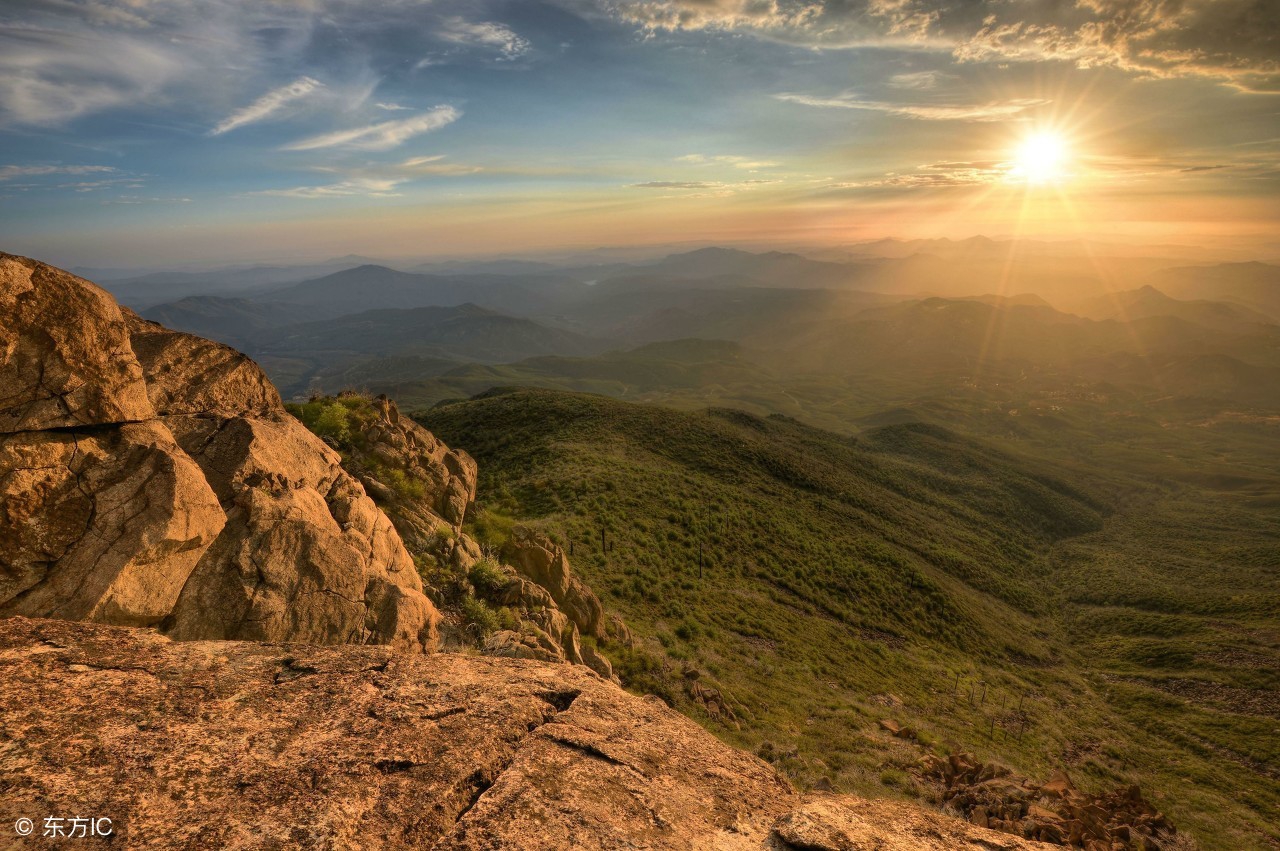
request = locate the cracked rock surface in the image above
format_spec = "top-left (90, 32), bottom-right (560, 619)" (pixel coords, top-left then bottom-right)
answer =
top-left (0, 617), bottom-right (794, 850)
top-left (0, 253), bottom-right (439, 650)
top-left (0, 618), bottom-right (1055, 850)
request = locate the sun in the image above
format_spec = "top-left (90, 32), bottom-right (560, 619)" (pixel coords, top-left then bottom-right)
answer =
top-left (1012, 131), bottom-right (1069, 184)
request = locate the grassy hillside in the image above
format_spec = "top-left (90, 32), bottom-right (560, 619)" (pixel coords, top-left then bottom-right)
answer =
top-left (418, 388), bottom-right (1279, 850)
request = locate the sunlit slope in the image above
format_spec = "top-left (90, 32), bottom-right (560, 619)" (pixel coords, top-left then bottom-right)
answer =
top-left (424, 388), bottom-right (1103, 652)
top-left (420, 389), bottom-right (1107, 753)
top-left (419, 387), bottom-right (1279, 850)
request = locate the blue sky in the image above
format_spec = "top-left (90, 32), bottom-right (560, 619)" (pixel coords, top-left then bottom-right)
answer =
top-left (1, 0), bottom-right (1277, 266)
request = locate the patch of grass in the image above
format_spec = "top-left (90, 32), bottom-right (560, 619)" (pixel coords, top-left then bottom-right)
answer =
top-left (460, 595), bottom-right (502, 638)
top-left (468, 558), bottom-right (508, 599)
top-left (286, 394), bottom-right (380, 451)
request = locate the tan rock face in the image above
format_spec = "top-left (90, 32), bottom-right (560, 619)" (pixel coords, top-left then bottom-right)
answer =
top-left (0, 253), bottom-right (438, 651)
top-left (0, 421), bottom-right (224, 625)
top-left (0, 618), bottom-right (1056, 851)
top-left (769, 797), bottom-right (1055, 851)
top-left (162, 414), bottom-right (437, 650)
top-left (0, 255), bottom-right (153, 432)
top-left (327, 407), bottom-right (610, 673)
top-left (356, 394), bottom-right (478, 534)
top-left (124, 312), bottom-right (281, 418)
top-left (504, 525), bottom-right (605, 639)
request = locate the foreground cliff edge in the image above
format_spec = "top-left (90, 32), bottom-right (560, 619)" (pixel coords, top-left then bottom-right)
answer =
top-left (0, 617), bottom-right (1057, 850)
top-left (0, 251), bottom-right (1061, 847)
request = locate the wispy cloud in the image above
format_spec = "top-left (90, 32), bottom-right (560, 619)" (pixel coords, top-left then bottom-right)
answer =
top-left (103, 195), bottom-right (193, 205)
top-left (0, 164), bottom-right (117, 180)
top-left (256, 154), bottom-right (482, 199)
top-left (439, 19), bottom-right (531, 59)
top-left (628, 177), bottom-right (783, 195)
top-left (256, 178), bottom-right (406, 199)
top-left (833, 159), bottom-right (1008, 190)
top-left (776, 92), bottom-right (1049, 121)
top-left (211, 77), bottom-right (324, 135)
top-left (888, 71), bottom-right (948, 90)
top-left (631, 180), bottom-right (721, 189)
top-left (601, 0), bottom-right (819, 32)
top-left (281, 106), bottom-right (461, 152)
top-left (677, 154), bottom-right (780, 169)
top-left (0, 25), bottom-right (181, 125)
top-left (59, 177), bottom-right (145, 192)
top-left (0, 4), bottom-right (537, 130)
top-left (397, 155), bottom-right (483, 176)
top-left (375, 102), bottom-right (412, 111)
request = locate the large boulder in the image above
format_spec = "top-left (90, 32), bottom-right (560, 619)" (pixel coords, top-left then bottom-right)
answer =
top-left (162, 415), bottom-right (436, 650)
top-left (0, 253), bottom-right (439, 651)
top-left (0, 617), bottom-right (1057, 850)
top-left (0, 421), bottom-right (224, 625)
top-left (0, 254), bottom-right (153, 431)
top-left (123, 312), bottom-right (281, 418)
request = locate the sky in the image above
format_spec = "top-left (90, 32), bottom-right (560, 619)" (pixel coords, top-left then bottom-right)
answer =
top-left (1, 0), bottom-right (1277, 266)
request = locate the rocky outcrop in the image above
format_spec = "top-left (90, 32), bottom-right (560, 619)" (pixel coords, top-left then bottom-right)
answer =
top-left (770, 797), bottom-right (1055, 851)
top-left (0, 253), bottom-right (438, 651)
top-left (481, 569), bottom-right (619, 679)
top-left (348, 393), bottom-right (477, 536)
top-left (504, 525), bottom-right (605, 639)
top-left (125, 312), bottom-right (280, 418)
top-left (0, 617), bottom-right (1057, 850)
top-left (274, 393), bottom-right (624, 677)
top-left (919, 752), bottom-right (1181, 850)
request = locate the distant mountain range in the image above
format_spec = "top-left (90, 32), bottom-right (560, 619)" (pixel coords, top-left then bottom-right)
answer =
top-left (1145, 262), bottom-right (1280, 318)
top-left (257, 303), bottom-right (607, 363)
top-left (1079, 285), bottom-right (1276, 332)
top-left (126, 246), bottom-right (1278, 407)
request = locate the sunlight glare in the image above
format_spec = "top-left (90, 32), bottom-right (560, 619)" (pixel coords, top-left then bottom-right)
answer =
top-left (1012, 131), bottom-right (1068, 185)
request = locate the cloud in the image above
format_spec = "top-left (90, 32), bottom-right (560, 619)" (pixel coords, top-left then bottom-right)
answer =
top-left (629, 176), bottom-right (783, 194)
top-left (439, 19), bottom-right (531, 59)
top-left (58, 177), bottom-right (145, 192)
top-left (888, 70), bottom-right (947, 90)
top-left (0, 3), bottom-right (536, 129)
top-left (257, 154), bottom-right (483, 198)
top-left (103, 196), bottom-right (193, 205)
top-left (833, 159), bottom-right (1008, 190)
top-left (630, 180), bottom-right (721, 188)
top-left (375, 102), bottom-right (412, 111)
top-left (281, 106), bottom-right (461, 152)
top-left (398, 155), bottom-right (484, 176)
top-left (255, 178), bottom-right (406, 199)
top-left (599, 0), bottom-right (821, 32)
top-left (211, 77), bottom-right (324, 135)
top-left (581, 0), bottom-right (1280, 91)
top-left (0, 24), bottom-right (182, 125)
top-left (677, 154), bottom-right (780, 169)
top-left (776, 92), bottom-right (1049, 121)
top-left (0, 164), bottom-right (117, 180)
